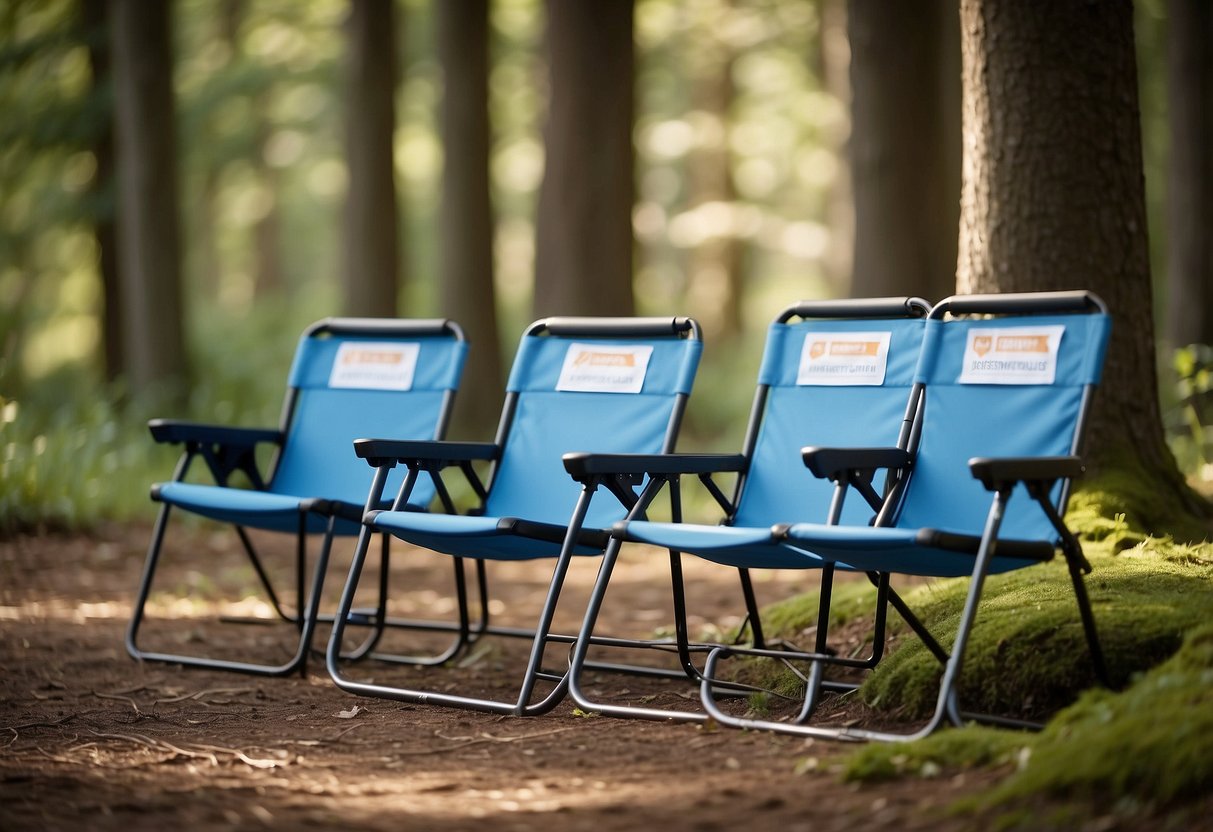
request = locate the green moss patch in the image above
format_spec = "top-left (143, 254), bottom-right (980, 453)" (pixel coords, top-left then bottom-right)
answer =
top-left (842, 725), bottom-right (1029, 784)
top-left (859, 541), bottom-right (1213, 719)
top-left (966, 621), bottom-right (1213, 819)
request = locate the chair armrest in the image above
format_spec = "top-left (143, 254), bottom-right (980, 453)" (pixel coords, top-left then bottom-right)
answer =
top-left (147, 419), bottom-right (282, 449)
top-left (801, 446), bottom-right (910, 481)
top-left (969, 456), bottom-right (1084, 492)
top-left (562, 452), bottom-right (747, 479)
top-left (354, 438), bottom-right (499, 467)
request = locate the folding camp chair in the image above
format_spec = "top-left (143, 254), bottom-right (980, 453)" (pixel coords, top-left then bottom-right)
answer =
top-left (693, 290), bottom-right (1111, 741)
top-left (126, 318), bottom-right (468, 677)
top-left (325, 316), bottom-right (705, 716)
top-left (562, 297), bottom-right (930, 723)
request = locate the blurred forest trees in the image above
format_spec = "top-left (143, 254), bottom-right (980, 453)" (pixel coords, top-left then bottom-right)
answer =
top-left (0, 0), bottom-right (1210, 480)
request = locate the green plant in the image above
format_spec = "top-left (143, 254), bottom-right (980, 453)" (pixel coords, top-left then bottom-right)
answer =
top-left (1166, 344), bottom-right (1213, 482)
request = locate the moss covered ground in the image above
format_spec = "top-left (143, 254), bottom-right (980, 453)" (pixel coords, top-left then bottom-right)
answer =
top-left (751, 483), bottom-right (1213, 823)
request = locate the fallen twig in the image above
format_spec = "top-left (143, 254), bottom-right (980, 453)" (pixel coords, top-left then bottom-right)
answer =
top-left (394, 726), bottom-right (577, 757)
top-left (91, 690), bottom-right (142, 715)
top-left (153, 686), bottom-right (254, 705)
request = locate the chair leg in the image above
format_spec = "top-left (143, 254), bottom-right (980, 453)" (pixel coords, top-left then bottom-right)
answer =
top-left (125, 501), bottom-right (174, 662)
top-left (329, 486), bottom-right (600, 717)
top-left (700, 490), bottom-right (1029, 743)
top-left (127, 504), bottom-right (337, 677)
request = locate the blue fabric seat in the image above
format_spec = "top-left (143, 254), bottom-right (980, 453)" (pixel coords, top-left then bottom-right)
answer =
top-left (126, 318), bottom-right (467, 677)
top-left (695, 291), bottom-right (1112, 741)
top-left (326, 317), bottom-right (703, 716)
top-left (560, 298), bottom-right (931, 723)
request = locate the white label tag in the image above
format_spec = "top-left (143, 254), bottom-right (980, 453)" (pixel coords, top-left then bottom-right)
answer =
top-left (556, 343), bottom-right (653, 394)
top-left (329, 342), bottom-right (419, 390)
top-left (796, 331), bottom-right (892, 386)
top-left (958, 325), bottom-right (1064, 385)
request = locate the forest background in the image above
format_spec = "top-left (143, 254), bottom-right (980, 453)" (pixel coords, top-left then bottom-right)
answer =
top-left (0, 0), bottom-right (1210, 534)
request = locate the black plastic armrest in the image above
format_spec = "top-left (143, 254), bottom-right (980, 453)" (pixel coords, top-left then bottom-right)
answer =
top-left (147, 419), bottom-right (282, 449)
top-left (354, 438), bottom-right (499, 467)
top-left (562, 452), bottom-right (747, 479)
top-left (969, 456), bottom-right (1084, 492)
top-left (801, 446), bottom-right (910, 481)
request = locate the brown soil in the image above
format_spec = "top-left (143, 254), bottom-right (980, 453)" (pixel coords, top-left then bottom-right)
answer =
top-left (0, 523), bottom-right (1096, 830)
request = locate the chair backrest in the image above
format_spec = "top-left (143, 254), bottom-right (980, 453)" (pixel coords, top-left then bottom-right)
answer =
top-left (892, 291), bottom-right (1111, 539)
top-left (269, 318), bottom-right (467, 507)
top-left (732, 298), bottom-right (929, 528)
top-left (482, 317), bottom-right (702, 528)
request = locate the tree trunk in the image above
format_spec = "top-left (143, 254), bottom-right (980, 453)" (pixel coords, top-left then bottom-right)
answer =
top-left (343, 0), bottom-right (400, 317)
top-left (110, 0), bottom-right (187, 398)
top-left (820, 0), bottom-right (853, 298)
top-left (84, 0), bottom-right (123, 383)
top-left (956, 0), bottom-right (1210, 528)
top-left (437, 0), bottom-right (503, 436)
top-left (685, 16), bottom-right (743, 339)
top-left (1165, 0), bottom-right (1213, 349)
top-left (533, 0), bottom-right (635, 319)
top-left (848, 0), bottom-right (960, 304)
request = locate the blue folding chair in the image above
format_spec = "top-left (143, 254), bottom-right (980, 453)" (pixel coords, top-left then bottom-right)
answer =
top-left (562, 297), bottom-right (930, 723)
top-left (326, 317), bottom-right (704, 716)
top-left (695, 291), bottom-right (1112, 741)
top-left (126, 318), bottom-right (468, 677)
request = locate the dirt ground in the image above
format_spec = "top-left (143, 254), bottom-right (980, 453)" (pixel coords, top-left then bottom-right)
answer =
top-left (0, 522), bottom-right (1166, 831)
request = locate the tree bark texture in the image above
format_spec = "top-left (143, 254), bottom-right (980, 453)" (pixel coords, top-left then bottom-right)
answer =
top-left (533, 0), bottom-right (635, 319)
top-left (685, 18), bottom-right (744, 339)
top-left (848, 0), bottom-right (960, 305)
top-left (84, 0), bottom-right (123, 383)
top-left (438, 0), bottom-right (504, 435)
top-left (343, 0), bottom-right (400, 317)
top-left (110, 0), bottom-right (187, 396)
top-left (956, 0), bottom-right (1202, 520)
top-left (1165, 0), bottom-right (1213, 348)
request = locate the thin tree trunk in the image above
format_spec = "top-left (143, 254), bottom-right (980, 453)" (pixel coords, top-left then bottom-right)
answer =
top-left (956, 0), bottom-right (1209, 527)
top-left (820, 0), bottom-right (853, 299)
top-left (533, 0), bottom-right (635, 318)
top-left (438, 0), bottom-right (503, 435)
top-left (84, 0), bottom-right (123, 383)
top-left (343, 0), bottom-right (400, 317)
top-left (848, 0), bottom-right (959, 303)
top-left (1165, 0), bottom-right (1213, 348)
top-left (685, 18), bottom-right (743, 338)
top-left (110, 0), bottom-right (187, 398)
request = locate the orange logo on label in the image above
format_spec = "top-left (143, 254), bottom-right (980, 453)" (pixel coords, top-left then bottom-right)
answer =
top-left (574, 351), bottom-right (635, 368)
top-left (995, 335), bottom-right (1050, 353)
top-left (972, 335), bottom-right (993, 356)
top-left (829, 341), bottom-right (880, 357)
top-left (343, 350), bottom-right (404, 365)
top-left (808, 340), bottom-right (880, 358)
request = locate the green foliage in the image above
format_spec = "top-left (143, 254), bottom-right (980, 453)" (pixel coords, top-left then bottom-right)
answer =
top-left (1166, 344), bottom-right (1213, 482)
top-left (0, 391), bottom-right (174, 533)
top-left (1, 299), bottom-right (321, 534)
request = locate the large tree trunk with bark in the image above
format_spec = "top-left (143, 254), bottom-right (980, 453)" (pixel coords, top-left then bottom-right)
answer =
top-left (956, 0), bottom-right (1210, 529)
top-left (438, 0), bottom-right (503, 436)
top-left (343, 0), bottom-right (400, 317)
top-left (848, 0), bottom-right (959, 304)
top-left (533, 0), bottom-right (635, 319)
top-left (110, 0), bottom-right (187, 398)
top-left (1165, 0), bottom-right (1213, 349)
